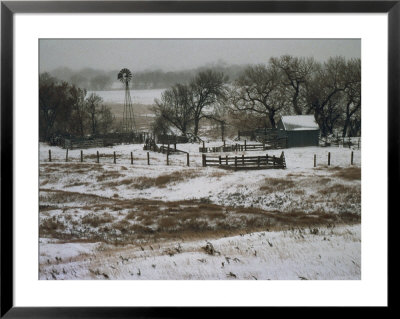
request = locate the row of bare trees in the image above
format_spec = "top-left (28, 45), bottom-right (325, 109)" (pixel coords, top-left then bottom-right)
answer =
top-left (152, 70), bottom-right (228, 139)
top-left (39, 73), bottom-right (114, 141)
top-left (153, 55), bottom-right (361, 139)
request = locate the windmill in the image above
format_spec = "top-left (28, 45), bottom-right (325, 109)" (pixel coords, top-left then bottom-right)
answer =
top-left (118, 68), bottom-right (136, 133)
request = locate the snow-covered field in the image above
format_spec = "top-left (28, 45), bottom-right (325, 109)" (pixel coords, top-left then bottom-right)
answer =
top-left (88, 89), bottom-right (164, 105)
top-left (39, 141), bottom-right (361, 280)
top-left (40, 225), bottom-right (360, 280)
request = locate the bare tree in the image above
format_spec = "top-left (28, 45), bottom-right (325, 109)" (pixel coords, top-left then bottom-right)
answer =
top-left (99, 105), bottom-right (114, 134)
top-left (154, 83), bottom-right (194, 135)
top-left (189, 70), bottom-right (227, 136)
top-left (85, 93), bottom-right (104, 135)
top-left (231, 64), bottom-right (286, 128)
top-left (69, 86), bottom-right (88, 136)
top-left (270, 55), bottom-right (316, 115)
top-left (342, 58), bottom-right (361, 137)
top-left (39, 73), bottom-right (72, 141)
top-left (306, 57), bottom-right (358, 136)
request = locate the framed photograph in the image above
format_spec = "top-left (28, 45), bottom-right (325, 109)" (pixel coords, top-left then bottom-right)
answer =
top-left (1, 0), bottom-right (395, 316)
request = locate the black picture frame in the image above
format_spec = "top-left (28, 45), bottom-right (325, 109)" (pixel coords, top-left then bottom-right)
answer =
top-left (1, 1), bottom-right (396, 317)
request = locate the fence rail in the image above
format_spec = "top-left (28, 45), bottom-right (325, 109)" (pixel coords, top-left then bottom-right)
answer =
top-left (156, 134), bottom-right (189, 144)
top-left (59, 132), bottom-right (151, 149)
top-left (143, 141), bottom-right (188, 155)
top-left (319, 136), bottom-right (361, 149)
top-left (202, 152), bottom-right (286, 170)
top-left (199, 138), bottom-right (287, 153)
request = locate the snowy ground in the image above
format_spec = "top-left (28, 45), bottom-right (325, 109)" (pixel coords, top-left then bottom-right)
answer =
top-left (39, 141), bottom-right (361, 280)
top-left (40, 225), bottom-right (360, 280)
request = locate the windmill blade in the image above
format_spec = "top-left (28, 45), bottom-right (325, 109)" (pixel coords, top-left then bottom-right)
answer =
top-left (118, 68), bottom-right (133, 83)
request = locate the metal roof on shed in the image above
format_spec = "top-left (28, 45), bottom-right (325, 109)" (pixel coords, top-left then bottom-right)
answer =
top-left (280, 115), bottom-right (320, 131)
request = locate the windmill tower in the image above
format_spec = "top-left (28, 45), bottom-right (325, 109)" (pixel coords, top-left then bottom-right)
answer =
top-left (118, 68), bottom-right (136, 133)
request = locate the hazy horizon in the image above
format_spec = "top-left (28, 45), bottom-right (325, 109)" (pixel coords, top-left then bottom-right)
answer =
top-left (40, 39), bottom-right (361, 73)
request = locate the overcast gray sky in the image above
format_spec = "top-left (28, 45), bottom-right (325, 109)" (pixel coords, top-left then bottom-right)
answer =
top-left (39, 39), bottom-right (360, 72)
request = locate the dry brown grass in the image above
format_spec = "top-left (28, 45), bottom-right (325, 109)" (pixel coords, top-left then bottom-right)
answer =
top-left (66, 181), bottom-right (90, 187)
top-left (96, 171), bottom-right (123, 182)
top-left (208, 171), bottom-right (228, 178)
top-left (39, 183), bottom-right (360, 246)
top-left (41, 163), bottom-right (103, 171)
top-left (81, 213), bottom-right (114, 227)
top-left (39, 217), bottom-right (66, 237)
top-left (260, 178), bottom-right (296, 192)
top-left (332, 167), bottom-right (361, 181)
top-left (100, 170), bottom-right (201, 189)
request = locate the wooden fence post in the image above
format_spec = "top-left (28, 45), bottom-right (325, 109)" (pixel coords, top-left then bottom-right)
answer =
top-left (234, 156), bottom-right (237, 170)
top-left (328, 152), bottom-right (331, 166)
top-left (351, 151), bottom-right (354, 165)
top-left (166, 151), bottom-right (169, 166)
top-left (242, 154), bottom-right (244, 165)
top-left (48, 150), bottom-right (51, 162)
top-left (147, 152), bottom-right (150, 165)
top-left (80, 150), bottom-right (83, 162)
top-left (66, 149), bottom-right (68, 162)
top-left (244, 140), bottom-right (247, 151)
top-left (314, 154), bottom-right (316, 167)
top-left (131, 152), bottom-right (133, 165)
top-left (187, 153), bottom-right (190, 167)
top-left (266, 154), bottom-right (268, 164)
top-left (273, 155), bottom-right (276, 167)
top-left (219, 155), bottom-right (222, 165)
top-left (238, 130), bottom-right (240, 141)
top-left (223, 140), bottom-right (226, 147)
top-left (96, 151), bottom-right (99, 163)
top-left (257, 156), bottom-right (260, 168)
top-left (113, 151), bottom-right (116, 164)
top-left (225, 155), bottom-right (228, 165)
top-left (202, 154), bottom-right (206, 167)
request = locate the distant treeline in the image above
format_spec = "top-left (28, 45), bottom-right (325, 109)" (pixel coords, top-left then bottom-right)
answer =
top-left (46, 64), bottom-right (248, 91)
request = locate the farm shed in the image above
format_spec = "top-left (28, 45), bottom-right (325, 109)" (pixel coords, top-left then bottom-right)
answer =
top-left (277, 115), bottom-right (320, 148)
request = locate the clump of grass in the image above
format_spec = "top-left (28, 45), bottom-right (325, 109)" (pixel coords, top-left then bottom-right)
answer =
top-left (209, 171), bottom-right (228, 178)
top-left (158, 216), bottom-right (179, 231)
top-left (332, 167), bottom-right (361, 181)
top-left (113, 219), bottom-right (131, 233)
top-left (260, 178), bottom-right (296, 192)
top-left (104, 170), bottom-right (202, 189)
top-left (96, 171), bottom-right (123, 182)
top-left (40, 217), bottom-right (66, 237)
top-left (81, 213), bottom-right (114, 227)
top-left (202, 242), bottom-right (220, 255)
top-left (153, 170), bottom-right (201, 188)
top-left (66, 181), bottom-right (90, 187)
top-left (318, 184), bottom-right (355, 196)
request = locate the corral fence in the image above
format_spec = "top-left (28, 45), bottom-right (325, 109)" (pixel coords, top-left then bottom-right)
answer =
top-left (238, 128), bottom-right (286, 142)
top-left (143, 140), bottom-right (188, 155)
top-left (58, 132), bottom-right (152, 149)
top-left (47, 148), bottom-right (191, 167)
top-left (202, 152), bottom-right (286, 170)
top-left (156, 134), bottom-right (189, 144)
top-left (199, 138), bottom-right (287, 153)
top-left (319, 136), bottom-right (361, 149)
